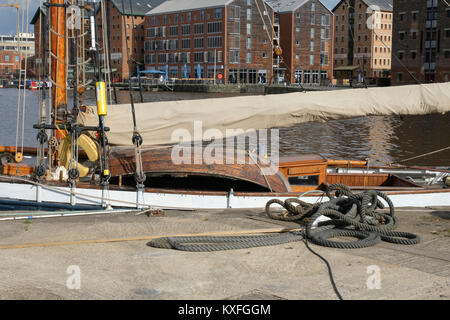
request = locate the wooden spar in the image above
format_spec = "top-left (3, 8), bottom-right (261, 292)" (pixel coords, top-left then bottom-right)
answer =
top-left (327, 159), bottom-right (368, 167)
top-left (50, 0), bottom-right (66, 116)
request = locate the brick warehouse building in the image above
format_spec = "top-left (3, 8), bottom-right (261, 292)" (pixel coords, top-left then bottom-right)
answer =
top-left (0, 50), bottom-right (21, 78)
top-left (391, 0), bottom-right (450, 85)
top-left (267, 0), bottom-right (334, 85)
top-left (31, 4), bottom-right (92, 78)
top-left (144, 0), bottom-right (275, 84)
top-left (332, 0), bottom-right (393, 84)
top-left (96, 0), bottom-right (166, 81)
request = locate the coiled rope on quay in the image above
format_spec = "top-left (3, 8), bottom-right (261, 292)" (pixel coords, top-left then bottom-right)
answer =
top-left (148, 184), bottom-right (420, 251)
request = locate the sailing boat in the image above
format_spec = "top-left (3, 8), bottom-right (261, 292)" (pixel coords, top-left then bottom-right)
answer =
top-left (0, 0), bottom-right (449, 211)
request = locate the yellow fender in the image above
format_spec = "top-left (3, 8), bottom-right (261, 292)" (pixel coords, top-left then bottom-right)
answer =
top-left (58, 134), bottom-right (99, 178)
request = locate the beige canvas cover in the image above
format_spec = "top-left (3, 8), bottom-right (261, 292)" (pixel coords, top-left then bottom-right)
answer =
top-left (78, 83), bottom-right (450, 146)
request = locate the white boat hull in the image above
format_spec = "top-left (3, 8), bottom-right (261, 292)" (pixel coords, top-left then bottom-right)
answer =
top-left (0, 181), bottom-right (449, 210)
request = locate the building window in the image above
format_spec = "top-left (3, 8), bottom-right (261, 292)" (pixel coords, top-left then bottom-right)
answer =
top-left (311, 13), bottom-right (315, 25)
top-left (262, 52), bottom-right (268, 58)
top-left (194, 38), bottom-right (204, 49)
top-left (247, 38), bottom-right (252, 49)
top-left (311, 1), bottom-right (315, 11)
top-left (310, 28), bottom-right (315, 38)
top-left (214, 8), bottom-right (223, 19)
top-left (169, 26), bottom-right (178, 36)
top-left (247, 23), bottom-right (252, 35)
top-left (320, 53), bottom-right (328, 66)
top-left (310, 40), bottom-right (315, 51)
top-left (181, 38), bottom-right (191, 49)
top-left (147, 28), bottom-right (155, 37)
top-left (296, 26), bottom-right (300, 32)
top-left (310, 54), bottom-right (314, 65)
top-left (208, 36), bottom-right (223, 48)
top-left (156, 26), bottom-right (166, 37)
top-left (145, 54), bottom-right (155, 64)
top-left (246, 52), bottom-right (251, 64)
top-left (158, 53), bottom-right (167, 63)
top-left (168, 40), bottom-right (178, 50)
top-left (5, 55), bottom-right (9, 61)
top-left (194, 23), bottom-right (204, 34)
top-left (194, 52), bottom-right (204, 63)
top-left (208, 22), bottom-right (223, 33)
top-left (181, 24), bottom-right (191, 35)
top-left (247, 8), bottom-right (252, 20)
top-left (230, 50), bottom-right (239, 64)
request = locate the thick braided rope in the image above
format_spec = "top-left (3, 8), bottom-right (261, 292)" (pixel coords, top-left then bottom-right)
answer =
top-left (148, 185), bottom-right (420, 251)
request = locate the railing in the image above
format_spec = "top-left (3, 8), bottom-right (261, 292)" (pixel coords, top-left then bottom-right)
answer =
top-left (129, 77), bottom-right (217, 88)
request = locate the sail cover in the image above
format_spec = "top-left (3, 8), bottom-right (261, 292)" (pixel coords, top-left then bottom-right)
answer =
top-left (78, 83), bottom-right (450, 147)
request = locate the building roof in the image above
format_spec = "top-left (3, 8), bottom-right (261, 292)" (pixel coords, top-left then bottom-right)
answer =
top-left (266, 0), bottom-right (309, 13)
top-left (111, 0), bottom-right (167, 16)
top-left (266, 0), bottom-right (331, 14)
top-left (30, 7), bottom-right (45, 25)
top-left (332, 0), bottom-right (393, 12)
top-left (146, 0), bottom-right (233, 15)
top-left (363, 0), bottom-right (393, 11)
top-left (31, 2), bottom-right (96, 25)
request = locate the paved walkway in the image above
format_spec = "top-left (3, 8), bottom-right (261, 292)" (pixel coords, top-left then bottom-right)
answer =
top-left (0, 207), bottom-right (448, 300)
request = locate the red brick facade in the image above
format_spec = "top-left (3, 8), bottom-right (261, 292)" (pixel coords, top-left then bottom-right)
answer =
top-left (144, 0), bottom-right (274, 84)
top-left (391, 0), bottom-right (450, 85)
top-left (0, 50), bottom-right (21, 78)
top-left (97, 3), bottom-right (147, 81)
top-left (333, 0), bottom-right (393, 82)
top-left (275, 0), bottom-right (334, 85)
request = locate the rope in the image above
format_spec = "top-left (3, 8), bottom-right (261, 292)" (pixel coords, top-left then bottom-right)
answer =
top-left (0, 175), bottom-right (150, 208)
top-left (396, 146), bottom-right (450, 164)
top-left (148, 184), bottom-right (420, 251)
top-left (101, 0), bottom-right (113, 104)
top-left (248, 151), bottom-right (273, 192)
top-left (13, 0), bottom-right (31, 156)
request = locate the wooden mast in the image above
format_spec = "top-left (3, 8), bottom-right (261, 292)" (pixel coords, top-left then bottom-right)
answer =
top-left (50, 0), bottom-right (67, 122)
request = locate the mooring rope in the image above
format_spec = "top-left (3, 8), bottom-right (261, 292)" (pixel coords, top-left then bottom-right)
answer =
top-left (148, 184), bottom-right (420, 251)
top-left (396, 146), bottom-right (450, 164)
